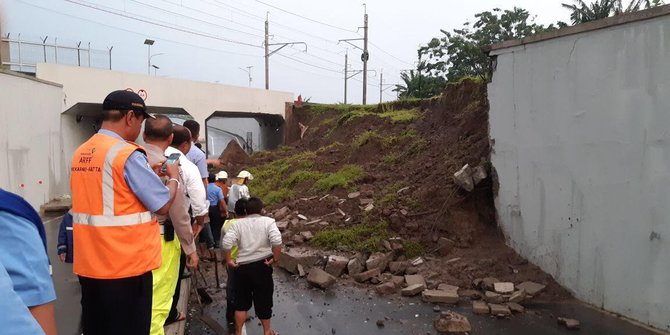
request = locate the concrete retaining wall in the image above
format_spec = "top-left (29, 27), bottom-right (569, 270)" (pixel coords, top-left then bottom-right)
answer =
top-left (0, 70), bottom-right (66, 207)
top-left (488, 13), bottom-right (670, 331)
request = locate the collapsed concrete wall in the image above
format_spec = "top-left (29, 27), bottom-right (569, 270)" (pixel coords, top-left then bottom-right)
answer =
top-left (0, 70), bottom-right (66, 208)
top-left (488, 7), bottom-right (670, 331)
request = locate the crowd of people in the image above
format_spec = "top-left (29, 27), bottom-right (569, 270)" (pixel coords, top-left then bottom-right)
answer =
top-left (0, 89), bottom-right (283, 335)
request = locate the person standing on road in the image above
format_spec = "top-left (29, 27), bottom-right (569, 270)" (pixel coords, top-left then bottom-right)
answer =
top-left (222, 197), bottom-right (282, 335)
top-left (56, 209), bottom-right (74, 264)
top-left (222, 198), bottom-right (248, 328)
top-left (227, 170), bottom-right (253, 217)
top-left (70, 90), bottom-right (179, 335)
top-left (207, 173), bottom-right (227, 248)
top-left (215, 170), bottom-right (229, 202)
top-left (0, 188), bottom-right (58, 335)
top-left (182, 120), bottom-right (208, 188)
top-left (143, 115), bottom-right (200, 335)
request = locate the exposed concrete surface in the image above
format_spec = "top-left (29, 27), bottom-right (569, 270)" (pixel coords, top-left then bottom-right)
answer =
top-left (488, 10), bottom-right (670, 331)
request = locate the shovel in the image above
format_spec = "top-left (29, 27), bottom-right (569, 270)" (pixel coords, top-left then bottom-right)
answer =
top-left (195, 267), bottom-right (213, 304)
top-left (191, 270), bottom-right (226, 334)
top-left (211, 249), bottom-right (221, 289)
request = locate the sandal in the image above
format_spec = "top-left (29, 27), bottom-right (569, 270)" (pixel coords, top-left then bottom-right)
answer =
top-left (164, 311), bottom-right (186, 325)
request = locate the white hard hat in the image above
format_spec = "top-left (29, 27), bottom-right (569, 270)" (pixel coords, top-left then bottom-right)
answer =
top-left (237, 170), bottom-right (254, 180)
top-left (215, 171), bottom-right (228, 180)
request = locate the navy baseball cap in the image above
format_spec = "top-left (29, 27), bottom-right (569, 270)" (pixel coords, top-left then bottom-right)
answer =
top-left (102, 90), bottom-right (153, 119)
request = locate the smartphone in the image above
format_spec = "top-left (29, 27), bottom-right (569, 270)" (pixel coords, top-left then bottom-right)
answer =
top-left (161, 153), bottom-right (181, 172)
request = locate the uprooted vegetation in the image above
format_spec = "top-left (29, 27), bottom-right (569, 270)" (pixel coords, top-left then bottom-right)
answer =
top-left (229, 79), bottom-right (569, 298)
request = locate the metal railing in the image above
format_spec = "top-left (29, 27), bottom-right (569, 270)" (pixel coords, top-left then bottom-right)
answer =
top-left (1, 33), bottom-right (113, 72)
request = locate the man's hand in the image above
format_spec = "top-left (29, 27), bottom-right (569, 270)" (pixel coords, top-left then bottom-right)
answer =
top-left (186, 252), bottom-right (199, 270)
top-left (264, 258), bottom-right (276, 267)
top-left (226, 259), bottom-right (239, 269)
top-left (58, 253), bottom-right (66, 263)
top-left (164, 160), bottom-right (180, 179)
top-left (151, 161), bottom-right (166, 177)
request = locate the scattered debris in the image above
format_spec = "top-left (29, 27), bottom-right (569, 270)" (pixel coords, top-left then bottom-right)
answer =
top-left (375, 281), bottom-right (397, 296)
top-left (353, 268), bottom-right (381, 283)
top-left (364, 203), bottom-right (374, 212)
top-left (472, 301), bottom-right (490, 315)
top-left (297, 214), bottom-right (308, 220)
top-left (347, 192), bottom-right (360, 199)
top-left (453, 164), bottom-right (475, 192)
top-left (376, 319), bottom-right (385, 328)
top-left (493, 282), bottom-right (515, 294)
top-left (299, 231), bottom-right (314, 241)
top-left (516, 281), bottom-right (546, 296)
top-left (508, 289), bottom-right (526, 303)
top-left (306, 268), bottom-right (336, 289)
top-left (324, 255), bottom-right (348, 277)
top-left (507, 302), bottom-right (524, 313)
top-left (401, 283), bottom-right (426, 297)
top-left (347, 258), bottom-right (365, 276)
top-left (404, 274), bottom-right (426, 287)
top-left (489, 303), bottom-right (512, 317)
top-left (472, 165), bottom-right (488, 185)
top-left (434, 311), bottom-right (471, 333)
top-left (410, 257), bottom-right (424, 266)
top-left (484, 291), bottom-right (504, 304)
top-left (558, 317), bottom-right (581, 330)
top-left (422, 289), bottom-right (459, 304)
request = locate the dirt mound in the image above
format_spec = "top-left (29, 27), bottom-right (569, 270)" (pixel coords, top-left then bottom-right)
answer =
top-left (243, 79), bottom-right (570, 300)
top-left (218, 140), bottom-right (249, 170)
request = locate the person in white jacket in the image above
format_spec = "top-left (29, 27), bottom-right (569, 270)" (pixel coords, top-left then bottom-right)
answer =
top-left (227, 170), bottom-right (252, 217)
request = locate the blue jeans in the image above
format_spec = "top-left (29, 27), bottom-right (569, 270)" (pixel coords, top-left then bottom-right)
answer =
top-left (198, 223), bottom-right (214, 249)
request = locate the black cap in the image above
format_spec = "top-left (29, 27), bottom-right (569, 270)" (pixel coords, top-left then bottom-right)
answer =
top-left (102, 90), bottom-right (153, 119)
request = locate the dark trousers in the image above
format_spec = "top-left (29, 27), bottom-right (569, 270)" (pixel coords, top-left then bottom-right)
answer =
top-left (79, 272), bottom-right (152, 335)
top-left (208, 206), bottom-right (224, 247)
top-left (226, 266), bottom-right (236, 323)
top-left (233, 259), bottom-right (274, 320)
top-left (166, 251), bottom-right (186, 324)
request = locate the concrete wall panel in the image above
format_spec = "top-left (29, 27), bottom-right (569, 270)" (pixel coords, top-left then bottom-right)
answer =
top-left (489, 15), bottom-right (670, 331)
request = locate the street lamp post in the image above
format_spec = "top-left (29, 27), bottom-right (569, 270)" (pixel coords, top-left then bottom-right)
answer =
top-left (151, 64), bottom-right (159, 76)
top-left (144, 39), bottom-right (154, 75)
top-left (149, 53), bottom-right (164, 74)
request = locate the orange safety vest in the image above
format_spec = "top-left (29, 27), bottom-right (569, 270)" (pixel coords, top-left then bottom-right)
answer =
top-left (70, 133), bottom-right (161, 279)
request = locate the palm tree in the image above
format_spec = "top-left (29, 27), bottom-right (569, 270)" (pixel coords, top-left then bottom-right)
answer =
top-left (393, 70), bottom-right (446, 99)
top-left (562, 0), bottom-right (662, 24)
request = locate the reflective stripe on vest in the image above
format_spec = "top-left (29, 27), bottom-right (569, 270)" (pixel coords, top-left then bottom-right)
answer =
top-left (72, 211), bottom-right (154, 227)
top-left (102, 141), bottom-right (129, 216)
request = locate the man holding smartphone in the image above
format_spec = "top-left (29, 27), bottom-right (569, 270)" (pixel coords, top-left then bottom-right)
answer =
top-left (143, 115), bottom-right (199, 335)
top-left (70, 90), bottom-right (180, 335)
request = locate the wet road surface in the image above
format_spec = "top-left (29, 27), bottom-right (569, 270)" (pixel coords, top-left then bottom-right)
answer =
top-left (189, 270), bottom-right (661, 335)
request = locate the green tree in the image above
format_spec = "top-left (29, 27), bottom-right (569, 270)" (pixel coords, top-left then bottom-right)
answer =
top-left (417, 7), bottom-right (553, 82)
top-left (392, 70), bottom-right (447, 99)
top-left (562, 0), bottom-right (663, 25)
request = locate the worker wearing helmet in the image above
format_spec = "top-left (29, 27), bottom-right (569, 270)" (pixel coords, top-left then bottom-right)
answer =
top-left (227, 170), bottom-right (253, 218)
top-left (215, 171), bottom-right (229, 202)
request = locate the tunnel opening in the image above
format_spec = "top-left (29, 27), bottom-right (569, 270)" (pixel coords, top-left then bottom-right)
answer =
top-left (205, 111), bottom-right (284, 159)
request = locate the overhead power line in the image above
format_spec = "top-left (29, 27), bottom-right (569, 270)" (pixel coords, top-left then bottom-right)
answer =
top-left (64, 0), bottom-right (263, 48)
top-left (254, 0), bottom-right (357, 33)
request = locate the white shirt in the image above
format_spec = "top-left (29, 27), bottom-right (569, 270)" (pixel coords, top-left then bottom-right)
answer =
top-left (165, 146), bottom-right (208, 218)
top-left (221, 214), bottom-right (282, 264)
top-left (227, 184), bottom-right (250, 213)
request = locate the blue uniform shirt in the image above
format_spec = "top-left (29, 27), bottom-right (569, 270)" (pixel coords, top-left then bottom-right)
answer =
top-left (207, 183), bottom-right (224, 207)
top-left (0, 261), bottom-right (45, 335)
top-left (98, 129), bottom-right (169, 212)
top-left (0, 211), bottom-right (56, 308)
top-left (186, 144), bottom-right (208, 178)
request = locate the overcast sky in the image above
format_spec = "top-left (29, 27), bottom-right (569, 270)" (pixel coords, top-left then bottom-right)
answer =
top-left (1, 0), bottom-right (570, 104)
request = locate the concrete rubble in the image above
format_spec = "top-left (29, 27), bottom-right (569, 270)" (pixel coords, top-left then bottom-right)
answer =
top-left (306, 268), bottom-right (336, 289)
top-left (558, 317), bottom-right (581, 330)
top-left (353, 268), bottom-right (380, 283)
top-left (453, 164), bottom-right (475, 192)
top-left (404, 274), bottom-right (426, 287)
top-left (434, 311), bottom-right (471, 333)
top-left (493, 282), bottom-right (515, 294)
top-left (489, 303), bottom-right (512, 317)
top-left (401, 283), bottom-right (426, 296)
top-left (472, 301), bottom-right (490, 315)
top-left (516, 281), bottom-right (546, 296)
top-left (347, 258), bottom-right (365, 275)
top-left (422, 289), bottom-right (459, 304)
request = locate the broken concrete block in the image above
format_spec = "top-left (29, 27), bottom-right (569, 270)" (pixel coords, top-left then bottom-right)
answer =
top-left (391, 276), bottom-right (404, 287)
top-left (437, 284), bottom-right (459, 292)
top-left (297, 214), bottom-right (308, 220)
top-left (305, 219), bottom-right (322, 226)
top-left (480, 277), bottom-right (499, 291)
top-left (353, 268), bottom-right (381, 283)
top-left (274, 206), bottom-right (291, 221)
top-left (453, 164), bottom-right (474, 192)
top-left (292, 235), bottom-right (305, 245)
top-left (422, 289), bottom-right (459, 304)
top-left (375, 281), bottom-right (397, 296)
top-left (365, 252), bottom-right (389, 272)
top-left (324, 255), bottom-right (349, 278)
top-left (277, 252), bottom-right (300, 274)
top-left (347, 192), bottom-right (360, 199)
top-left (276, 221), bottom-right (289, 232)
top-left (347, 258), bottom-right (365, 276)
top-left (489, 303), bottom-right (512, 317)
top-left (297, 264), bottom-right (306, 277)
top-left (405, 266), bottom-right (419, 275)
top-left (299, 231), bottom-right (314, 241)
top-left (410, 257), bottom-right (424, 266)
top-left (434, 311), bottom-right (471, 333)
top-left (307, 268), bottom-right (336, 289)
top-left (484, 291), bottom-right (505, 304)
top-left (472, 165), bottom-right (488, 185)
top-left (507, 302), bottom-right (524, 313)
top-left (516, 281), bottom-right (546, 296)
top-left (557, 317), bottom-right (580, 330)
top-left (364, 203), bottom-right (374, 212)
top-left (472, 301), bottom-right (490, 315)
top-left (404, 274), bottom-right (426, 287)
top-left (359, 198), bottom-right (374, 205)
top-left (388, 261), bottom-right (409, 275)
top-left (401, 283), bottom-right (426, 296)
top-left (493, 282), bottom-right (515, 294)
top-left (508, 289), bottom-right (526, 303)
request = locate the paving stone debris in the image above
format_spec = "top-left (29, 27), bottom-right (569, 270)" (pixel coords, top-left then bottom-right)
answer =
top-left (353, 268), bottom-right (380, 283)
top-left (472, 301), bottom-right (490, 315)
top-left (375, 281), bottom-right (397, 296)
top-left (493, 282), bottom-right (515, 294)
top-left (297, 214), bottom-right (308, 220)
top-left (472, 165), bottom-right (488, 185)
top-left (453, 164), bottom-right (475, 192)
top-left (366, 252), bottom-right (389, 272)
top-left (422, 289), bottom-right (459, 304)
top-left (484, 291), bottom-right (505, 304)
top-left (306, 268), bottom-right (336, 289)
top-left (507, 302), bottom-right (525, 313)
top-left (434, 311), bottom-right (471, 333)
top-left (489, 303), bottom-right (512, 317)
top-left (299, 231), bottom-right (314, 241)
top-left (347, 258), bottom-right (365, 276)
top-left (508, 289), bottom-right (526, 303)
top-left (347, 192), bottom-right (360, 199)
top-left (388, 261), bottom-right (409, 275)
top-left (404, 274), bottom-right (426, 287)
top-left (516, 281), bottom-right (546, 296)
top-left (324, 255), bottom-right (348, 277)
top-left (401, 283), bottom-right (426, 297)
top-left (273, 206), bottom-right (291, 221)
top-left (558, 317), bottom-right (581, 330)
